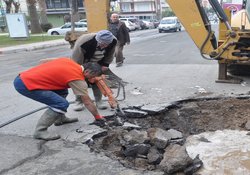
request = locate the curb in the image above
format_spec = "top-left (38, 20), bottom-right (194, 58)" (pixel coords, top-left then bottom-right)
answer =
top-left (0, 40), bottom-right (69, 54)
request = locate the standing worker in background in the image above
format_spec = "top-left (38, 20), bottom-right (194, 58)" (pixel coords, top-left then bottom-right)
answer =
top-left (71, 30), bottom-right (117, 111)
top-left (109, 13), bottom-right (130, 67)
top-left (13, 58), bottom-right (105, 141)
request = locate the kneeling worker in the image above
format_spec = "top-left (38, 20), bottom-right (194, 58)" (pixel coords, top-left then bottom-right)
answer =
top-left (14, 58), bottom-right (105, 141)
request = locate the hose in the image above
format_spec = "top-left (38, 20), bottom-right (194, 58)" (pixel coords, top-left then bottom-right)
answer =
top-left (0, 101), bottom-right (75, 129)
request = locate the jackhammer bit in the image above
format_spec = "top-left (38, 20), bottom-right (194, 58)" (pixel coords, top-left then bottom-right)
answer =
top-left (113, 104), bottom-right (125, 126)
top-left (88, 72), bottom-right (127, 128)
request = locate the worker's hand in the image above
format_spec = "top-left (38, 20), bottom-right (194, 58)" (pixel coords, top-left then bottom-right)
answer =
top-left (92, 117), bottom-right (107, 127)
top-left (101, 66), bottom-right (109, 72)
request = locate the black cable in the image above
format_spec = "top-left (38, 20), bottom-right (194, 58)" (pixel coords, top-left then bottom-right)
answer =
top-left (0, 101), bottom-right (75, 129)
top-left (0, 106), bottom-right (48, 128)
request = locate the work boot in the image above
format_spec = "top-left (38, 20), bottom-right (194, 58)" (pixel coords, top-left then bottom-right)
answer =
top-left (92, 84), bottom-right (108, 110)
top-left (73, 101), bottom-right (85, 111)
top-left (33, 109), bottom-right (61, 141)
top-left (73, 95), bottom-right (85, 111)
top-left (96, 100), bottom-right (108, 110)
top-left (116, 61), bottom-right (123, 67)
top-left (54, 114), bottom-right (79, 126)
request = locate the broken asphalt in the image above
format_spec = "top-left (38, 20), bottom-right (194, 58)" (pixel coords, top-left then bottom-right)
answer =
top-left (1, 37), bottom-right (250, 175)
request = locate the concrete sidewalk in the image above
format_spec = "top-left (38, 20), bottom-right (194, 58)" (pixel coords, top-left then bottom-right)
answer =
top-left (0, 29), bottom-right (158, 54)
top-left (0, 39), bottom-right (68, 54)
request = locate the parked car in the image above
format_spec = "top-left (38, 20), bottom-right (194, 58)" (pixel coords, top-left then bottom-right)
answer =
top-left (158, 17), bottom-right (181, 33)
top-left (120, 18), bottom-right (141, 30)
top-left (78, 19), bottom-right (87, 23)
top-left (138, 20), bottom-right (147, 30)
top-left (142, 20), bottom-right (154, 29)
top-left (47, 22), bottom-right (87, 35)
top-left (150, 19), bottom-right (160, 28)
top-left (123, 21), bottom-right (136, 32)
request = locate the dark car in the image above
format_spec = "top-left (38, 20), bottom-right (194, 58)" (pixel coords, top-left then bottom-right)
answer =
top-left (150, 19), bottom-right (160, 28)
top-left (138, 20), bottom-right (147, 30)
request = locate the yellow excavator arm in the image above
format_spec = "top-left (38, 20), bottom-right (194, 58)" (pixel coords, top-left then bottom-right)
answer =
top-left (167, 0), bottom-right (250, 83)
top-left (84, 0), bottom-right (110, 32)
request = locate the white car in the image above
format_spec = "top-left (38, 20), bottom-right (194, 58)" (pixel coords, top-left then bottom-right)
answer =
top-left (123, 21), bottom-right (136, 32)
top-left (120, 18), bottom-right (140, 30)
top-left (47, 22), bottom-right (87, 35)
top-left (158, 17), bottom-right (181, 33)
top-left (142, 20), bottom-right (154, 29)
top-left (78, 19), bottom-right (87, 23)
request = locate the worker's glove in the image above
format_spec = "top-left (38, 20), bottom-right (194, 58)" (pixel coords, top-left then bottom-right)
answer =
top-left (90, 115), bottom-right (107, 127)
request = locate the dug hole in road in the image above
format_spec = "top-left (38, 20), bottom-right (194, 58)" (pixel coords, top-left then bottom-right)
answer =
top-left (86, 96), bottom-right (250, 174)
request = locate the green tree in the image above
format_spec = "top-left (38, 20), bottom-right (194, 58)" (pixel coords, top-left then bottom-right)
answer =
top-left (162, 8), bottom-right (175, 18)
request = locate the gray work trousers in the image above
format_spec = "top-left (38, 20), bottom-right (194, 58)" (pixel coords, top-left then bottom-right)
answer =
top-left (76, 83), bottom-right (102, 103)
top-left (115, 41), bottom-right (125, 63)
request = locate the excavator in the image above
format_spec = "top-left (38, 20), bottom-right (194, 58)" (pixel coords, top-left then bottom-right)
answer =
top-left (167, 0), bottom-right (250, 83)
top-left (69, 0), bottom-right (250, 84)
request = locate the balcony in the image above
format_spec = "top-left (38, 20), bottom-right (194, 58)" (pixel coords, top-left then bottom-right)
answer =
top-left (46, 0), bottom-right (84, 14)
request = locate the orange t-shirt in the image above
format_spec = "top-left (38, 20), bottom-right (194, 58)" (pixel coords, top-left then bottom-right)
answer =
top-left (20, 58), bottom-right (85, 90)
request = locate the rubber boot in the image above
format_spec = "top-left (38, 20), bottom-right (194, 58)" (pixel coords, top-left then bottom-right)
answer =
top-left (92, 84), bottom-right (108, 110)
top-left (33, 109), bottom-right (61, 141)
top-left (54, 114), bottom-right (79, 126)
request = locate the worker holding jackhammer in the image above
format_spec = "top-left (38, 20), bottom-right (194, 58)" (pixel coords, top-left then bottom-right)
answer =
top-left (13, 58), bottom-right (106, 141)
top-left (71, 30), bottom-right (117, 111)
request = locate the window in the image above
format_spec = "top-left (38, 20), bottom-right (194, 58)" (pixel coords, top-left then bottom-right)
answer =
top-left (121, 3), bottom-right (131, 12)
top-left (76, 23), bottom-right (87, 28)
top-left (46, 0), bottom-right (70, 9)
top-left (62, 23), bottom-right (71, 28)
top-left (134, 2), bottom-right (154, 11)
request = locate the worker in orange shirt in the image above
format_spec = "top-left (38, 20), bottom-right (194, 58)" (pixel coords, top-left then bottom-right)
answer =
top-left (13, 58), bottom-right (105, 141)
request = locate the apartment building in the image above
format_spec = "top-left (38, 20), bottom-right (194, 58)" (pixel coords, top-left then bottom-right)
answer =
top-left (118, 0), bottom-right (162, 20)
top-left (45, 0), bottom-right (84, 26)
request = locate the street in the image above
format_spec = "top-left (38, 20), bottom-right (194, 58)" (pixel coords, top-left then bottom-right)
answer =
top-left (0, 28), bottom-right (215, 81)
top-left (1, 28), bottom-right (250, 175)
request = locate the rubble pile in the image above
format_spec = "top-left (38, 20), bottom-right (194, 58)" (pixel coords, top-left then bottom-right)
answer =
top-left (87, 126), bottom-right (202, 174)
top-left (85, 97), bottom-right (250, 174)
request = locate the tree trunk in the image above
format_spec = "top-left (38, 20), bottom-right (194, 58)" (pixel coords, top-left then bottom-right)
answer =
top-left (13, 2), bottom-right (20, 13)
top-left (26, 0), bottom-right (42, 33)
top-left (37, 0), bottom-right (48, 24)
top-left (3, 0), bottom-right (13, 13)
top-left (68, 0), bottom-right (80, 23)
top-left (68, 0), bottom-right (78, 32)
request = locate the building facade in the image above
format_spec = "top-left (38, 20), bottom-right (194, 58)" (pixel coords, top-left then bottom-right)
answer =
top-left (118, 0), bottom-right (162, 20)
top-left (45, 0), bottom-right (85, 26)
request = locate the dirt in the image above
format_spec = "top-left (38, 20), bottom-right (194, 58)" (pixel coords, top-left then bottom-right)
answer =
top-left (87, 96), bottom-right (250, 174)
